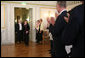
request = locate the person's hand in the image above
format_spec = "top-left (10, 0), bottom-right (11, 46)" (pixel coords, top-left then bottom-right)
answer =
top-left (26, 31), bottom-right (28, 34)
top-left (64, 13), bottom-right (70, 23)
top-left (47, 18), bottom-right (51, 24)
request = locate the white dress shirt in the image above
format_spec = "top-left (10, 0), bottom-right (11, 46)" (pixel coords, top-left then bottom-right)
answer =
top-left (19, 23), bottom-right (22, 30)
top-left (49, 33), bottom-right (53, 40)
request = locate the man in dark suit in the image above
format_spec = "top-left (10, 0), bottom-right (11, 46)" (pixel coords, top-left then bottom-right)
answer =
top-left (47, 17), bottom-right (56, 57)
top-left (47, 1), bottom-right (68, 57)
top-left (62, 1), bottom-right (84, 57)
top-left (15, 19), bottom-right (23, 43)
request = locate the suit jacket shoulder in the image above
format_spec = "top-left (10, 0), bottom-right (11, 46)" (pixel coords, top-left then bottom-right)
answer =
top-left (62, 4), bottom-right (84, 45)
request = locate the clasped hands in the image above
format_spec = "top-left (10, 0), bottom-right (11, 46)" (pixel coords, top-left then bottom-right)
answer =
top-left (47, 18), bottom-right (55, 26)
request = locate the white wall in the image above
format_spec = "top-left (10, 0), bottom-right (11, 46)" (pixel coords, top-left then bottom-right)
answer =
top-left (1, 3), bottom-right (15, 45)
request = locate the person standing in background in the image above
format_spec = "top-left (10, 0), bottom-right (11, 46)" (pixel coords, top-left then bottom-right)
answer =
top-left (47, 1), bottom-right (68, 57)
top-left (23, 20), bottom-right (30, 46)
top-left (35, 20), bottom-right (40, 43)
top-left (38, 19), bottom-right (44, 44)
top-left (47, 17), bottom-right (55, 57)
top-left (15, 19), bottom-right (23, 44)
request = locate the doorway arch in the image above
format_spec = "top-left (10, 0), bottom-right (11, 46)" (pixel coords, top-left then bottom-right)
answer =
top-left (11, 4), bottom-right (36, 44)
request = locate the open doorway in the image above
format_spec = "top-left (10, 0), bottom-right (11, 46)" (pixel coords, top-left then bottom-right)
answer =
top-left (14, 7), bottom-right (33, 44)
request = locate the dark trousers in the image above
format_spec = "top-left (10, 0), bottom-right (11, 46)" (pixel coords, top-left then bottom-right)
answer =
top-left (50, 40), bottom-right (56, 57)
top-left (36, 31), bottom-right (39, 43)
top-left (36, 31), bottom-right (43, 43)
top-left (50, 40), bottom-right (53, 52)
top-left (50, 40), bottom-right (55, 57)
top-left (24, 32), bottom-right (29, 46)
top-left (53, 38), bottom-right (68, 57)
top-left (17, 30), bottom-right (23, 43)
top-left (39, 31), bottom-right (43, 42)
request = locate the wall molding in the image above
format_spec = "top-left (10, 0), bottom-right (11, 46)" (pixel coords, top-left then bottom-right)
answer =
top-left (1, 1), bottom-right (56, 7)
top-left (1, 4), bottom-right (6, 29)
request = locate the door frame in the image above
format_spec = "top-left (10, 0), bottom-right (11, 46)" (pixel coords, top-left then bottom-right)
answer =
top-left (11, 4), bottom-right (36, 44)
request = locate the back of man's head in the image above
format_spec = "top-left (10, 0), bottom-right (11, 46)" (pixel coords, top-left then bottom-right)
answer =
top-left (57, 1), bottom-right (66, 8)
top-left (51, 17), bottom-right (55, 21)
top-left (80, 1), bottom-right (84, 4)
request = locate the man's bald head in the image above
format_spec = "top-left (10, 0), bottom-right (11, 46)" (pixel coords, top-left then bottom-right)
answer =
top-left (81, 1), bottom-right (84, 4)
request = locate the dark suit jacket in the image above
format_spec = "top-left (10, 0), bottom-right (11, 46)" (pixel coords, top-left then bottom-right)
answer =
top-left (62, 4), bottom-right (84, 57)
top-left (23, 23), bottom-right (30, 34)
top-left (15, 23), bottom-right (23, 32)
top-left (49, 11), bottom-right (68, 57)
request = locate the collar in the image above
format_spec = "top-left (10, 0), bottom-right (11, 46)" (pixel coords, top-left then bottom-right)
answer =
top-left (59, 9), bottom-right (67, 15)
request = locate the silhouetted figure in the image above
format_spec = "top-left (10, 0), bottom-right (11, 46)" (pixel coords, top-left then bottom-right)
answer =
top-left (23, 20), bottom-right (30, 46)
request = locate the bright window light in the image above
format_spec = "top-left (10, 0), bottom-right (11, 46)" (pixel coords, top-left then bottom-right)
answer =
top-left (21, 2), bottom-right (27, 5)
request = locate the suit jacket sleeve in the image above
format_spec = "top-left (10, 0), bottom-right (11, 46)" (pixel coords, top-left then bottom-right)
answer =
top-left (27, 23), bottom-right (30, 31)
top-left (61, 9), bottom-right (80, 45)
top-left (15, 23), bottom-right (18, 32)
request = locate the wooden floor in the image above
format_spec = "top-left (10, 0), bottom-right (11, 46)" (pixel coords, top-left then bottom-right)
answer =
top-left (1, 41), bottom-right (51, 57)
